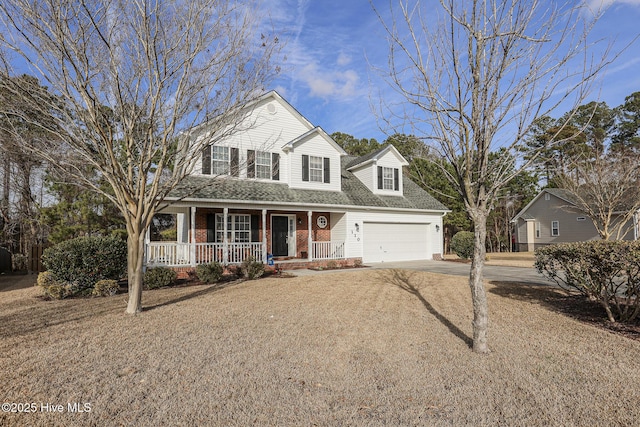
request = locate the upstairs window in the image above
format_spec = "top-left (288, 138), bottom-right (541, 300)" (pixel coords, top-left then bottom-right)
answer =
top-left (302, 155), bottom-right (330, 183)
top-left (309, 156), bottom-right (323, 182)
top-left (212, 146), bottom-right (229, 175)
top-left (202, 145), bottom-right (238, 176)
top-left (551, 220), bottom-right (559, 237)
top-left (377, 166), bottom-right (399, 191)
top-left (256, 151), bottom-right (272, 179)
top-left (247, 150), bottom-right (280, 180)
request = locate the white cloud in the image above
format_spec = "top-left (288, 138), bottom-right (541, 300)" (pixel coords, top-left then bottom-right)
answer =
top-left (337, 52), bottom-right (352, 66)
top-left (299, 62), bottom-right (360, 99)
top-left (583, 0), bottom-right (640, 14)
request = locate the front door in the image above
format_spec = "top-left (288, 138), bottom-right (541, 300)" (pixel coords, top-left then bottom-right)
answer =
top-left (272, 216), bottom-right (289, 256)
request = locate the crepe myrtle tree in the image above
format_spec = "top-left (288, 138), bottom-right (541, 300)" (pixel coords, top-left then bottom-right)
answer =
top-left (0, 0), bottom-right (281, 314)
top-left (374, 0), bottom-right (610, 353)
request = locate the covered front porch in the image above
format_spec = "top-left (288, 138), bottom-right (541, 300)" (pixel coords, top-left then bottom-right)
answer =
top-left (144, 206), bottom-right (347, 268)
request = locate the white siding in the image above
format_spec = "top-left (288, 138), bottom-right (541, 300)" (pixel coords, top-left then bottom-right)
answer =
top-left (373, 151), bottom-right (404, 196)
top-left (289, 133), bottom-right (342, 191)
top-left (330, 212), bottom-right (347, 242)
top-left (350, 164), bottom-right (374, 193)
top-left (192, 96), bottom-right (312, 183)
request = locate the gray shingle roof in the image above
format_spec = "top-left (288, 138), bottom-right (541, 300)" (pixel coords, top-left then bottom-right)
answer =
top-left (168, 156), bottom-right (449, 212)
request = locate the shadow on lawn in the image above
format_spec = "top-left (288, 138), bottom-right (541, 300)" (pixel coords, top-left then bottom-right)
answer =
top-left (488, 281), bottom-right (640, 341)
top-left (143, 279), bottom-right (244, 312)
top-left (380, 269), bottom-right (473, 348)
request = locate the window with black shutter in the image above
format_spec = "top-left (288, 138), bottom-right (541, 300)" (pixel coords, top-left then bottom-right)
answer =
top-left (206, 214), bottom-right (216, 242)
top-left (323, 157), bottom-right (330, 183)
top-left (394, 168), bottom-right (399, 191)
top-left (202, 145), bottom-right (211, 175)
top-left (247, 150), bottom-right (255, 178)
top-left (272, 153), bottom-right (280, 180)
top-left (302, 154), bottom-right (309, 181)
top-left (230, 148), bottom-right (239, 177)
top-left (251, 215), bottom-right (260, 242)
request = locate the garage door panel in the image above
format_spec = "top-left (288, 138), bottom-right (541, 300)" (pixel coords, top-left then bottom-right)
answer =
top-left (363, 222), bottom-right (429, 262)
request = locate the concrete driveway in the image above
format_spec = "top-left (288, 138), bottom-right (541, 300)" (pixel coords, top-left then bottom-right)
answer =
top-left (365, 260), bottom-right (555, 286)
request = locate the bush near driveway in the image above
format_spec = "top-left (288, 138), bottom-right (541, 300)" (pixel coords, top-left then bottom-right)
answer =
top-left (42, 235), bottom-right (127, 294)
top-left (451, 231), bottom-right (474, 259)
top-left (535, 240), bottom-right (640, 323)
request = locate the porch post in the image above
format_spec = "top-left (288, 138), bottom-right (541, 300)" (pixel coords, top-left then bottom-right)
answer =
top-left (262, 209), bottom-right (267, 263)
top-left (143, 225), bottom-right (150, 272)
top-left (223, 207), bottom-right (229, 264)
top-left (307, 210), bottom-right (313, 261)
top-left (190, 206), bottom-right (196, 267)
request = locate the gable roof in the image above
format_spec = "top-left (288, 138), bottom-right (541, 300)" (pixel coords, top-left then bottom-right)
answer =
top-left (282, 126), bottom-right (347, 155)
top-left (346, 145), bottom-right (409, 170)
top-left (168, 156), bottom-right (449, 212)
top-left (511, 188), bottom-right (579, 222)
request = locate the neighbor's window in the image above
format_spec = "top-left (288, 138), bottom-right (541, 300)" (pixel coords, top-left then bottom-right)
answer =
top-left (256, 151), bottom-right (272, 179)
top-left (309, 155), bottom-right (323, 182)
top-left (551, 220), bottom-right (559, 237)
top-left (535, 222), bottom-right (541, 238)
top-left (212, 146), bottom-right (230, 175)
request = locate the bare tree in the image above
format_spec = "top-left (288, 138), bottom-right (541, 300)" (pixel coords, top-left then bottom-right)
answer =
top-left (375, 0), bottom-right (610, 353)
top-left (0, 0), bottom-right (280, 313)
top-left (557, 152), bottom-right (640, 241)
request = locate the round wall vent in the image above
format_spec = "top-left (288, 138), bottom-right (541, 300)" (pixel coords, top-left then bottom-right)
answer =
top-left (267, 103), bottom-right (277, 114)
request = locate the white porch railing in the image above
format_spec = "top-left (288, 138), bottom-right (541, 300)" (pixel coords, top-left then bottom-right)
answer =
top-left (146, 242), bottom-right (191, 267)
top-left (312, 241), bottom-right (345, 260)
top-left (195, 242), bottom-right (263, 265)
top-left (146, 241), bottom-right (346, 266)
top-left (146, 242), bottom-right (263, 267)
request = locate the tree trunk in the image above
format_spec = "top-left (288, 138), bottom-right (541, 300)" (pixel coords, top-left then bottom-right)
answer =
top-left (469, 213), bottom-right (490, 354)
top-left (125, 227), bottom-right (146, 314)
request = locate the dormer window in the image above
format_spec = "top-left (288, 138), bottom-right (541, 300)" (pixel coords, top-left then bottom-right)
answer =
top-left (377, 166), bottom-right (399, 191)
top-left (302, 155), bottom-right (330, 183)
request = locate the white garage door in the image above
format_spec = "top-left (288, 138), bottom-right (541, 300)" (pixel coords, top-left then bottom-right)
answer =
top-left (362, 222), bottom-right (429, 263)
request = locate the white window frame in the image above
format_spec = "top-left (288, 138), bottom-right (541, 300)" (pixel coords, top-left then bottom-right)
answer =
top-left (382, 167), bottom-right (395, 190)
top-left (535, 222), bottom-right (541, 238)
top-left (309, 155), bottom-right (323, 182)
top-left (216, 214), bottom-right (250, 243)
top-left (551, 220), bottom-right (559, 237)
top-left (212, 146), bottom-right (230, 175)
top-left (256, 151), bottom-right (271, 179)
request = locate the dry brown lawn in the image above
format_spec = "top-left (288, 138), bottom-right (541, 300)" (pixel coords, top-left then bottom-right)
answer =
top-left (2, 270), bottom-right (640, 426)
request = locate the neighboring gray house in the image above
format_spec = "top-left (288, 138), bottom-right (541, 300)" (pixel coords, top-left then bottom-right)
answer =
top-left (511, 188), bottom-right (639, 252)
top-left (145, 91), bottom-right (449, 268)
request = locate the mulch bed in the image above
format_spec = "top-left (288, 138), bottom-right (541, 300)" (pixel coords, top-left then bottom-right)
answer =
top-left (558, 295), bottom-right (640, 342)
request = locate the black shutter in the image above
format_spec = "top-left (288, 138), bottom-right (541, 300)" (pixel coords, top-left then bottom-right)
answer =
top-left (377, 166), bottom-right (383, 189)
top-left (251, 215), bottom-right (260, 242)
top-left (230, 148), bottom-right (239, 177)
top-left (323, 157), bottom-right (330, 183)
top-left (394, 168), bottom-right (399, 191)
top-left (272, 153), bottom-right (280, 181)
top-left (206, 214), bottom-right (216, 242)
top-left (247, 150), bottom-right (255, 178)
top-left (302, 154), bottom-right (309, 182)
top-left (202, 145), bottom-right (211, 175)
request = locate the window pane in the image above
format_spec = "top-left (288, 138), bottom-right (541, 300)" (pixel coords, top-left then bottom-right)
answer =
top-left (212, 146), bottom-right (229, 175)
top-left (310, 156), bottom-right (323, 182)
top-left (256, 151), bottom-right (271, 179)
top-left (382, 167), bottom-right (394, 190)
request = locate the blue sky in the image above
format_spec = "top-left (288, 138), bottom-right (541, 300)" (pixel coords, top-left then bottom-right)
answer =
top-left (266, 0), bottom-right (640, 142)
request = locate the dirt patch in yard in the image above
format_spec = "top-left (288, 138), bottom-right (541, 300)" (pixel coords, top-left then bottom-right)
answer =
top-left (2, 270), bottom-right (640, 426)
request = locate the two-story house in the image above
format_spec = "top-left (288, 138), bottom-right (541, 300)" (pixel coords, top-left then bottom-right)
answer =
top-left (145, 91), bottom-right (449, 269)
